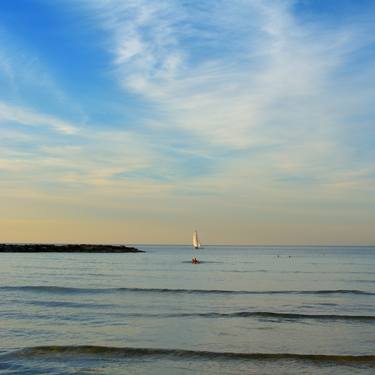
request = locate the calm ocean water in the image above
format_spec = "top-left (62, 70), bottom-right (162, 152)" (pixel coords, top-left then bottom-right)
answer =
top-left (0, 245), bottom-right (374, 374)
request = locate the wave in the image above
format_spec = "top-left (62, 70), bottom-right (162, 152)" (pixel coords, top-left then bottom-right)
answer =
top-left (0, 286), bottom-right (95, 294)
top-left (222, 269), bottom-right (269, 273)
top-left (26, 300), bottom-right (114, 309)
top-left (180, 261), bottom-right (223, 264)
top-left (9, 346), bottom-right (375, 365)
top-left (1, 286), bottom-right (374, 296)
top-left (149, 311), bottom-right (375, 322)
top-left (354, 280), bottom-right (375, 284)
top-left (4, 305), bottom-right (373, 322)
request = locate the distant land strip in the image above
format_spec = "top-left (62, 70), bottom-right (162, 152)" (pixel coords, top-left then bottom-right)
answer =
top-left (0, 244), bottom-right (144, 253)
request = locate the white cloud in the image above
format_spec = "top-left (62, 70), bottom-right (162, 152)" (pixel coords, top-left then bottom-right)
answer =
top-left (78, 0), bottom-right (375, 193)
top-left (0, 101), bottom-right (78, 134)
top-left (3, 0), bottom-right (374, 196)
top-left (0, 99), bottom-right (167, 193)
top-left (79, 2), bottom-right (334, 141)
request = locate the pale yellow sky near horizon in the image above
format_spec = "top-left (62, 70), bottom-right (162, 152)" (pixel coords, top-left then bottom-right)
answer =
top-left (1, 218), bottom-right (374, 245)
top-left (1, 185), bottom-right (374, 245)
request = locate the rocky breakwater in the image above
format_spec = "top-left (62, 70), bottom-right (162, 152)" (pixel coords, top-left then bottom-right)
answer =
top-left (0, 244), bottom-right (144, 253)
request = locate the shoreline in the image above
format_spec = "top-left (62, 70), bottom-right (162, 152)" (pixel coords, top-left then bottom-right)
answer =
top-left (0, 244), bottom-right (144, 253)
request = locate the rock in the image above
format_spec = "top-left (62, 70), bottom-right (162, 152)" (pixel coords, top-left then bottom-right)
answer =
top-left (0, 244), bottom-right (144, 253)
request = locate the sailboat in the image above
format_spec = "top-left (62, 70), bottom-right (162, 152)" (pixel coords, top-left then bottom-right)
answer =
top-left (193, 230), bottom-right (201, 249)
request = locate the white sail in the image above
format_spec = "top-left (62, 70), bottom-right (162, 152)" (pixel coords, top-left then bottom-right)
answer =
top-left (193, 230), bottom-right (201, 249)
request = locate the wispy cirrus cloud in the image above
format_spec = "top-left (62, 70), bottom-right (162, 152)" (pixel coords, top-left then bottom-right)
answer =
top-left (0, 101), bottom-right (78, 134)
top-left (79, 0), bottom-right (375, 187)
top-left (3, 0), bottom-right (375, 195)
top-left (0, 100), bottom-right (167, 193)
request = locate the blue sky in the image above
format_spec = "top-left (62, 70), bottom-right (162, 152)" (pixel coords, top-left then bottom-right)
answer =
top-left (0, 0), bottom-right (374, 244)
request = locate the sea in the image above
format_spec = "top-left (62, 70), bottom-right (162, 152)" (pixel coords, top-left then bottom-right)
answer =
top-left (0, 245), bottom-right (374, 374)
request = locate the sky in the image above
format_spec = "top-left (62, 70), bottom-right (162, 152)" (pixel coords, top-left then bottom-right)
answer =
top-left (0, 0), bottom-right (374, 245)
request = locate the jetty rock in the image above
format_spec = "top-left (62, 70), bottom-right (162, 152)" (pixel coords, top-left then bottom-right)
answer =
top-left (0, 244), bottom-right (144, 253)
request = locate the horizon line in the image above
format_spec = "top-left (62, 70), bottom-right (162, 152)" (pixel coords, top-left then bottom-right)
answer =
top-left (0, 242), bottom-right (374, 248)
